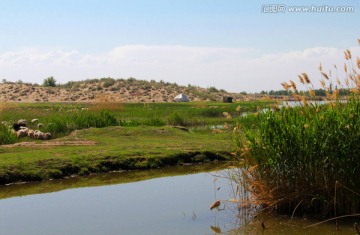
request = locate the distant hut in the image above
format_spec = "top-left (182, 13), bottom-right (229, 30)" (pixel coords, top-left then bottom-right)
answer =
top-left (174, 93), bottom-right (190, 102)
top-left (223, 96), bottom-right (233, 103)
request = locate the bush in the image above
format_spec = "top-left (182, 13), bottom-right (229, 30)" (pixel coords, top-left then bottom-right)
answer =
top-left (208, 86), bottom-right (219, 92)
top-left (102, 78), bottom-right (116, 88)
top-left (43, 76), bottom-right (57, 87)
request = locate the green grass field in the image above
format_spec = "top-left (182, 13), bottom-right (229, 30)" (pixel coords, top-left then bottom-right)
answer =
top-left (0, 125), bottom-right (235, 184)
top-left (0, 101), bottom-right (275, 184)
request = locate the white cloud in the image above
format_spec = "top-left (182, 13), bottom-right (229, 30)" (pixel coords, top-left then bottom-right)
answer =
top-left (0, 45), bottom-right (359, 92)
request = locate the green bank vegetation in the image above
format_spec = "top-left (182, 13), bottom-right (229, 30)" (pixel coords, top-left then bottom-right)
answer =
top-left (0, 101), bottom-right (274, 184)
top-left (233, 39), bottom-right (360, 217)
top-left (0, 126), bottom-right (232, 184)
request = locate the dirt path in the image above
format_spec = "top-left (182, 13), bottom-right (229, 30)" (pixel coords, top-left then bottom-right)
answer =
top-left (2, 140), bottom-right (97, 148)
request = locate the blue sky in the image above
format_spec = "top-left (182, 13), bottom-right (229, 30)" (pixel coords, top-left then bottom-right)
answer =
top-left (0, 0), bottom-right (359, 92)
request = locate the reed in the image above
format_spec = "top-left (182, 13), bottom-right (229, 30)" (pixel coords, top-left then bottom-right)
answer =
top-left (233, 39), bottom-right (360, 217)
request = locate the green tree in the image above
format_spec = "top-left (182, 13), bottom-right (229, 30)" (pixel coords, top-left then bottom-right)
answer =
top-left (43, 76), bottom-right (57, 87)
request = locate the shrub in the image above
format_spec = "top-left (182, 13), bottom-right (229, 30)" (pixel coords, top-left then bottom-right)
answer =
top-left (208, 86), bottom-right (219, 92)
top-left (102, 78), bottom-right (116, 88)
top-left (43, 76), bottom-right (57, 87)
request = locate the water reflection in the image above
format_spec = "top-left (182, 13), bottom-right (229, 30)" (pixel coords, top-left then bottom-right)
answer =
top-left (0, 164), bottom-right (238, 235)
top-left (0, 163), bottom-right (229, 200)
top-left (0, 164), bottom-right (356, 235)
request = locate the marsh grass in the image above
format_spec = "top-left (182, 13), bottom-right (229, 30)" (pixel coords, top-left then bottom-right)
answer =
top-left (233, 39), bottom-right (360, 217)
top-left (0, 101), bottom-right (270, 144)
top-left (0, 123), bottom-right (17, 145)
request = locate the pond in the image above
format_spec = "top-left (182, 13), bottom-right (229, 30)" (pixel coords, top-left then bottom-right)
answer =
top-left (0, 164), bottom-right (356, 235)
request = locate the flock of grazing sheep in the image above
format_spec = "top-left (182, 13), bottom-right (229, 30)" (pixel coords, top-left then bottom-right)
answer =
top-left (11, 119), bottom-right (52, 140)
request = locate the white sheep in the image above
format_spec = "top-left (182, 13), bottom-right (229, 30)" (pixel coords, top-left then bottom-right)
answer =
top-left (16, 129), bottom-right (27, 138)
top-left (17, 119), bottom-right (27, 125)
top-left (37, 132), bottom-right (44, 140)
top-left (28, 129), bottom-right (35, 138)
top-left (43, 132), bottom-right (52, 140)
top-left (37, 123), bottom-right (44, 128)
top-left (34, 130), bottom-right (42, 139)
top-left (31, 119), bottom-right (39, 124)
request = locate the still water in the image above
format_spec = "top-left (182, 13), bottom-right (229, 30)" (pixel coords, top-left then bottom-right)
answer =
top-left (0, 164), bottom-right (356, 235)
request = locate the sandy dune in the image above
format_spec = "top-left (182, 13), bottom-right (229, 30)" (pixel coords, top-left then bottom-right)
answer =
top-left (0, 79), bottom-right (247, 103)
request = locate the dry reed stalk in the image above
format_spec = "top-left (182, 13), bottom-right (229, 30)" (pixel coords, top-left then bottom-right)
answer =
top-left (299, 76), bottom-right (305, 84)
top-left (349, 74), bottom-right (357, 83)
top-left (321, 72), bottom-right (329, 80)
top-left (320, 79), bottom-right (326, 88)
top-left (337, 78), bottom-right (341, 86)
top-left (301, 96), bottom-right (307, 106)
top-left (345, 78), bottom-right (350, 87)
top-left (289, 80), bottom-right (297, 92)
top-left (302, 73), bottom-right (311, 84)
top-left (281, 82), bottom-right (291, 90)
top-left (345, 49), bottom-right (352, 60)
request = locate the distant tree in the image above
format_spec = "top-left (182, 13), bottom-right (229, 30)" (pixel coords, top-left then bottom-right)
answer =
top-left (208, 86), bottom-right (219, 92)
top-left (127, 77), bottom-right (136, 82)
top-left (1, 79), bottom-right (7, 84)
top-left (314, 89), bottom-right (326, 96)
top-left (43, 76), bottom-right (57, 87)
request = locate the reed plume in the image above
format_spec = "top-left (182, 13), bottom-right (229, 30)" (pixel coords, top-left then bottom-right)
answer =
top-left (302, 73), bottom-right (311, 84)
top-left (321, 72), bottom-right (329, 80)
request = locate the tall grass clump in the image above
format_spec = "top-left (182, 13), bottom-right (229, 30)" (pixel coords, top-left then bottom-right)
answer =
top-left (233, 39), bottom-right (360, 217)
top-left (42, 110), bottom-right (119, 137)
top-left (0, 123), bottom-right (17, 145)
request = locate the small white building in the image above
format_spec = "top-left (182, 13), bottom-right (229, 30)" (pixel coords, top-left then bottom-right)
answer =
top-left (174, 93), bottom-right (189, 102)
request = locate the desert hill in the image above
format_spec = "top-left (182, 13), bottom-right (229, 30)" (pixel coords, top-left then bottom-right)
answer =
top-left (0, 78), bottom-right (247, 103)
